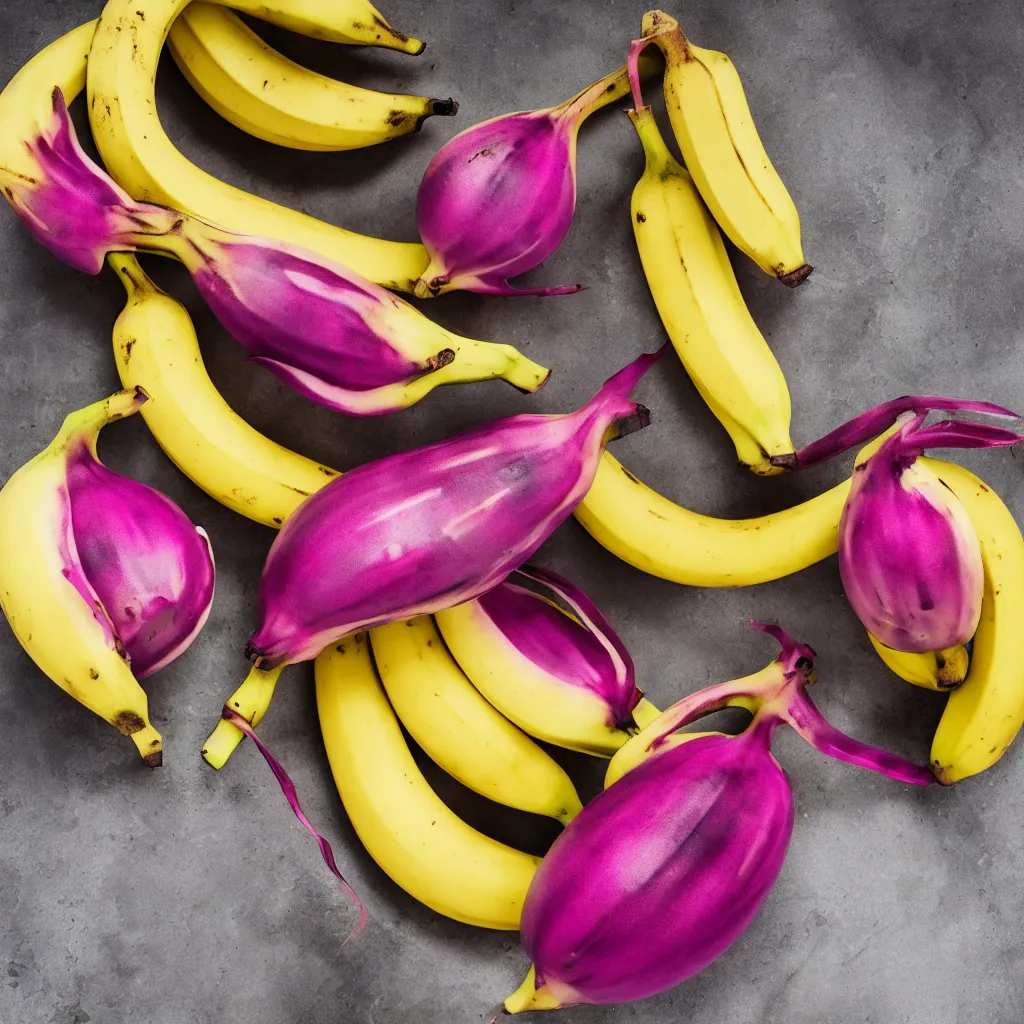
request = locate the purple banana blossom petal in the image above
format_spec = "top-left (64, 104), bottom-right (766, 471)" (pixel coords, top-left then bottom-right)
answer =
top-left (245, 347), bottom-right (666, 668)
top-left (839, 412), bottom-right (1021, 652)
top-left (413, 60), bottom-right (648, 298)
top-left (221, 708), bottom-right (366, 941)
top-left (54, 389), bottom-right (215, 677)
top-left (478, 565), bottom-right (641, 727)
top-left (783, 394), bottom-right (1020, 469)
top-left (506, 624), bottom-right (931, 1012)
top-left (3, 90), bottom-right (549, 416)
top-left (2, 89), bottom-right (171, 273)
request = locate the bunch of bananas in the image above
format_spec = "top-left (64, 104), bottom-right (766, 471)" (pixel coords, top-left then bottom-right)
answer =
top-left (1, 0), bottom-right (1023, 1016)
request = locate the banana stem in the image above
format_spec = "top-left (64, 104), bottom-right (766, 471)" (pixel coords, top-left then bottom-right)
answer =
top-left (627, 39), bottom-right (649, 110)
top-left (51, 387), bottom-right (148, 458)
top-left (107, 252), bottom-right (159, 300)
top-left (202, 664), bottom-right (285, 768)
top-left (127, 721), bottom-right (163, 767)
top-left (431, 339), bottom-right (551, 394)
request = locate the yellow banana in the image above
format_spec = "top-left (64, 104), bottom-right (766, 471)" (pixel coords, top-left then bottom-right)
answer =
top-left (575, 451), bottom-right (849, 586)
top-left (109, 254), bottom-right (338, 527)
top-left (638, 10), bottom-right (810, 285)
top-left (0, 392), bottom-right (163, 764)
top-left (168, 5), bottom-right (456, 152)
top-left (629, 105), bottom-right (794, 475)
top-left (867, 632), bottom-right (968, 692)
top-left (368, 617), bottom-right (581, 823)
top-left (927, 460), bottom-right (1024, 783)
top-left (315, 634), bottom-right (540, 929)
top-left (0, 22), bottom-right (95, 180)
top-left (87, 0), bottom-right (429, 290)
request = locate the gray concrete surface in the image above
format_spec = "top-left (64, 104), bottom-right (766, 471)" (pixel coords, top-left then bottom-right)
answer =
top-left (1, 1), bottom-right (1023, 1021)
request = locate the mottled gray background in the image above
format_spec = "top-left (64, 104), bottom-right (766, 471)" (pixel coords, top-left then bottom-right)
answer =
top-left (1, 1), bottom-right (1023, 1022)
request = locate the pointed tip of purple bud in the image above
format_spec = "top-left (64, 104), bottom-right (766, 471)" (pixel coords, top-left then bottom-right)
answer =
top-left (750, 621), bottom-right (816, 676)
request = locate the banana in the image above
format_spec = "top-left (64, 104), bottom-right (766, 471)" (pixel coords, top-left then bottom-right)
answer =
top-left (315, 634), bottom-right (541, 929)
top-left (107, 254), bottom-right (855, 585)
top-left (435, 600), bottom-right (660, 757)
top-left (0, 391), bottom-right (162, 765)
top-left (638, 10), bottom-right (810, 286)
top-left (867, 632), bottom-right (968, 692)
top-left (206, 0), bottom-right (424, 50)
top-left (109, 254), bottom-right (338, 527)
top-left (0, 22), bottom-right (95, 181)
top-left (87, 0), bottom-right (429, 290)
top-left (927, 460), bottom-right (1024, 783)
top-left (368, 617), bottom-right (582, 823)
top-left (168, 5), bottom-right (456, 152)
top-left (575, 451), bottom-right (849, 586)
top-left (629, 105), bottom-right (794, 475)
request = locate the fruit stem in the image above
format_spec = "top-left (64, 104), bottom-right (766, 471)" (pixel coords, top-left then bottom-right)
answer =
top-left (627, 39), bottom-right (650, 110)
top-left (202, 664), bottom-right (285, 769)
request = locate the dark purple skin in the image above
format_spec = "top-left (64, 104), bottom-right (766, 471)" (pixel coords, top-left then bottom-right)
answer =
top-left (785, 395), bottom-right (1020, 469)
top-left (65, 444), bottom-right (215, 677)
top-left (838, 413), bottom-right (1022, 652)
top-left (245, 348), bottom-right (666, 667)
top-left (481, 565), bottom-right (640, 725)
top-left (521, 726), bottom-right (793, 1006)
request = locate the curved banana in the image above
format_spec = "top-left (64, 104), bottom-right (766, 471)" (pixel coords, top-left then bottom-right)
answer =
top-left (0, 22), bottom-right (95, 180)
top-left (315, 634), bottom-right (540, 929)
top-left (87, 0), bottom-right (429, 290)
top-left (927, 460), bottom-right (1024, 783)
top-left (575, 451), bottom-right (849, 587)
top-left (0, 391), bottom-right (162, 764)
top-left (207, 0), bottom-right (423, 51)
top-left (369, 617), bottom-right (582, 823)
top-left (638, 10), bottom-right (810, 285)
top-left (168, 5), bottom-right (456, 152)
top-left (109, 254), bottom-right (338, 527)
top-left (867, 632), bottom-right (968, 692)
top-left (629, 105), bottom-right (794, 475)
top-left (435, 599), bottom-right (659, 757)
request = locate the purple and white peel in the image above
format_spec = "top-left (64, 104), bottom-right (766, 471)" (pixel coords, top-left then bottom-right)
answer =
top-left (65, 436), bottom-right (215, 678)
top-left (245, 346), bottom-right (665, 669)
top-left (413, 61), bottom-right (647, 299)
top-left (54, 389), bottom-right (215, 678)
top-left (480, 565), bottom-right (640, 727)
top-left (1, 89), bottom-right (173, 273)
top-left (2, 90), bottom-right (551, 416)
top-left (839, 411), bottom-right (1022, 653)
top-left (505, 624), bottom-right (932, 1013)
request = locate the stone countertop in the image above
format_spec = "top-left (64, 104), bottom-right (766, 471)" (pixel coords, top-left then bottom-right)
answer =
top-left (1, 1), bottom-right (1022, 1022)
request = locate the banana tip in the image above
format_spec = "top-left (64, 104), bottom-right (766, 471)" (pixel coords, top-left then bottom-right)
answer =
top-left (779, 264), bottom-right (813, 288)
